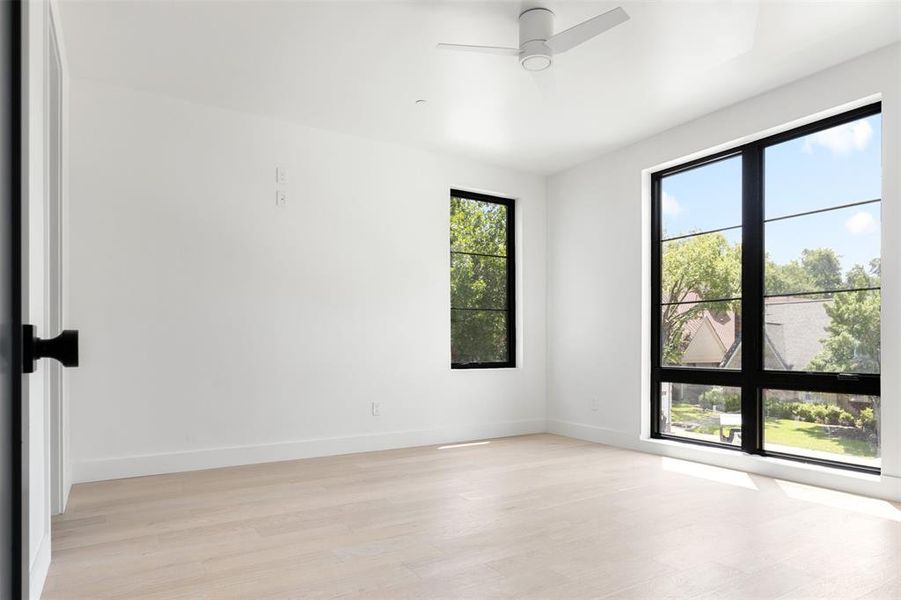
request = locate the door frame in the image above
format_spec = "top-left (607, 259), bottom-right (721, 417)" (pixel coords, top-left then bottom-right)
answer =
top-left (4, 0), bottom-right (27, 597)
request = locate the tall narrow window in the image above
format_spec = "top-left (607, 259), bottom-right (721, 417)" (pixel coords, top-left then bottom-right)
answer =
top-left (652, 104), bottom-right (881, 472)
top-left (450, 189), bottom-right (515, 368)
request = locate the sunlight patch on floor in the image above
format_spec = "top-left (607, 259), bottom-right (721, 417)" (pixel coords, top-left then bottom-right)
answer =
top-left (775, 479), bottom-right (901, 522)
top-left (661, 457), bottom-right (759, 490)
top-left (437, 441), bottom-right (491, 450)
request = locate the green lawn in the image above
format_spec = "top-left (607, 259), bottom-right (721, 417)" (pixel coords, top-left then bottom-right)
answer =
top-left (670, 404), bottom-right (876, 458)
top-left (763, 417), bottom-right (874, 458)
top-left (671, 404), bottom-right (721, 435)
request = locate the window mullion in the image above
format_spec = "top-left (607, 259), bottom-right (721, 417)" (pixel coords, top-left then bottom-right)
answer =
top-left (741, 146), bottom-right (764, 455)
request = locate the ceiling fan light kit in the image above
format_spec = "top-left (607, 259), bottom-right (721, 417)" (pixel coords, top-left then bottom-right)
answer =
top-left (437, 6), bottom-right (630, 72)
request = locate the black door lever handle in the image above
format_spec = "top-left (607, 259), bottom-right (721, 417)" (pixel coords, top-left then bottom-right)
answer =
top-left (23, 324), bottom-right (79, 374)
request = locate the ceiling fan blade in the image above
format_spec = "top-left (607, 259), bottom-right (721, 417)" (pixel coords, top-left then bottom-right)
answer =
top-left (436, 43), bottom-right (519, 56)
top-left (546, 6), bottom-right (629, 54)
top-left (530, 68), bottom-right (556, 97)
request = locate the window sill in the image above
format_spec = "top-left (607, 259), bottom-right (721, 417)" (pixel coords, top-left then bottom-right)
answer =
top-left (641, 435), bottom-right (883, 485)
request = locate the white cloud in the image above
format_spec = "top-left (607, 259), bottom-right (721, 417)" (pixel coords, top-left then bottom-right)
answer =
top-left (803, 120), bottom-right (873, 155)
top-left (662, 191), bottom-right (681, 216)
top-left (845, 211), bottom-right (877, 235)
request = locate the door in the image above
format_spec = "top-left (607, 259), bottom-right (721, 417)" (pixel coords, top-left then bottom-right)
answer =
top-left (2, 2), bottom-right (25, 599)
top-left (4, 3), bottom-right (78, 596)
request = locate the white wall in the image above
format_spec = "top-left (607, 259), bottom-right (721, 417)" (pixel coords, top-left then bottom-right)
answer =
top-left (547, 43), bottom-right (901, 501)
top-left (67, 80), bottom-right (547, 483)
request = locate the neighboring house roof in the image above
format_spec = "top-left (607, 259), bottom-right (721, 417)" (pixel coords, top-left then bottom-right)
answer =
top-left (722, 331), bottom-right (791, 370)
top-left (675, 293), bottom-right (737, 347)
top-left (682, 309), bottom-right (737, 365)
top-left (684, 296), bottom-right (829, 371)
top-left (763, 297), bottom-right (831, 370)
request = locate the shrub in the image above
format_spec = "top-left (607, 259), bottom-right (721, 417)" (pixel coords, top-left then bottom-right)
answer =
top-left (707, 396), bottom-right (859, 428)
top-left (792, 403), bottom-right (816, 423)
top-left (810, 404), bottom-right (828, 423)
top-left (698, 387), bottom-right (740, 413)
top-left (767, 401), bottom-right (855, 427)
top-left (857, 407), bottom-right (877, 434)
top-left (766, 401), bottom-right (794, 420)
top-left (824, 405), bottom-right (844, 425)
top-left (838, 411), bottom-right (856, 427)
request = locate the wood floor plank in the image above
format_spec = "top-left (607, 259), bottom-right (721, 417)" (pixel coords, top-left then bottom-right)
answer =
top-left (44, 434), bottom-right (901, 599)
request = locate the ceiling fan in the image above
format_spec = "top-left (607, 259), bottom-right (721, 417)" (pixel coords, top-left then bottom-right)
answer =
top-left (437, 6), bottom-right (630, 72)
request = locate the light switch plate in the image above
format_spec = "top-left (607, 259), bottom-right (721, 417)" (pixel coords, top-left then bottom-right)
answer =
top-left (276, 166), bottom-right (287, 185)
top-left (276, 190), bottom-right (287, 207)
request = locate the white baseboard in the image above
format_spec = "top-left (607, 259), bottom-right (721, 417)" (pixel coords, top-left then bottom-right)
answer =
top-left (72, 419), bottom-right (547, 483)
top-left (547, 419), bottom-right (641, 450)
top-left (61, 469), bottom-right (72, 513)
top-left (29, 533), bottom-right (50, 600)
top-left (73, 416), bottom-right (901, 501)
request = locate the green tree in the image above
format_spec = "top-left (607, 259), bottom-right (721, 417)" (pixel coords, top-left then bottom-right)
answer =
top-left (765, 248), bottom-right (842, 295)
top-left (765, 257), bottom-right (812, 295)
top-left (808, 262), bottom-right (880, 373)
top-left (800, 248), bottom-right (843, 291)
top-left (806, 259), bottom-right (881, 442)
top-left (450, 197), bottom-right (507, 257)
top-left (660, 233), bottom-right (740, 364)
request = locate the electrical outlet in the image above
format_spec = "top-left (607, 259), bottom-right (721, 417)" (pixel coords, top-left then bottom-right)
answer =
top-left (590, 397), bottom-right (600, 412)
top-left (371, 401), bottom-right (381, 417)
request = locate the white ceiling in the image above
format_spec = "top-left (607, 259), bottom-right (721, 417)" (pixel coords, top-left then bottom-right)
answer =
top-left (57, 1), bottom-right (901, 174)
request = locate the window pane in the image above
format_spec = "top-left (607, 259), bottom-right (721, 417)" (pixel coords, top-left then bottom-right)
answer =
top-left (450, 192), bottom-right (514, 368)
top-left (661, 300), bottom-right (741, 369)
top-left (450, 254), bottom-right (506, 310)
top-left (662, 229), bottom-right (741, 304)
top-left (764, 390), bottom-right (880, 468)
top-left (764, 290), bottom-right (880, 373)
top-left (660, 155), bottom-right (741, 240)
top-left (451, 310), bottom-right (508, 365)
top-left (659, 383), bottom-right (742, 447)
top-left (765, 114), bottom-right (882, 220)
top-left (765, 203), bottom-right (880, 296)
top-left (450, 196), bottom-right (507, 255)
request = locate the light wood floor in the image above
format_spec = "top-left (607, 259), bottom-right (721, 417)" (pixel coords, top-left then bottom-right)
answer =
top-left (44, 434), bottom-right (901, 599)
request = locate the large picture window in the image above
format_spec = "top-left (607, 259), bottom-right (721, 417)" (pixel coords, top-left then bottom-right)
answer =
top-left (450, 190), bottom-right (515, 368)
top-left (651, 104), bottom-right (881, 472)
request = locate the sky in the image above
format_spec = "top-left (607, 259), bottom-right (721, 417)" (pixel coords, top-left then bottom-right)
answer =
top-left (662, 114), bottom-right (882, 276)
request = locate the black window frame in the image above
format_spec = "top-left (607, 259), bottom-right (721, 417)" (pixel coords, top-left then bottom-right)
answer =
top-left (450, 189), bottom-right (516, 369)
top-left (650, 103), bottom-right (882, 474)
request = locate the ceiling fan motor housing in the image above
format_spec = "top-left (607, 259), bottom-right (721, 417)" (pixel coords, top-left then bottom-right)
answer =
top-left (519, 7), bottom-right (553, 71)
